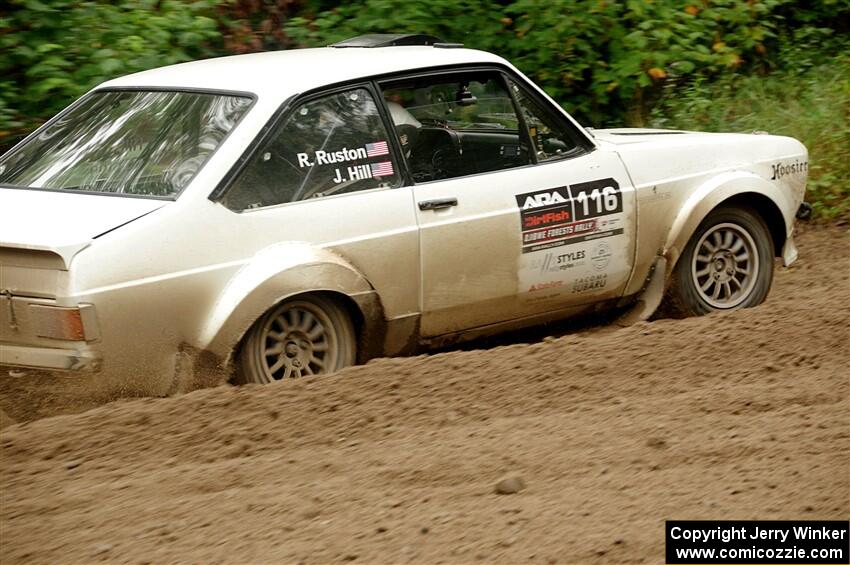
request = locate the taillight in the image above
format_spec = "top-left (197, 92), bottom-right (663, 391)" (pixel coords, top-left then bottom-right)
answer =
top-left (29, 305), bottom-right (89, 341)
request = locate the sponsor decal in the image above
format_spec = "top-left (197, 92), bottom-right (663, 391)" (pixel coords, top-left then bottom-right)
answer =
top-left (523, 219), bottom-right (597, 247)
top-left (590, 241), bottom-right (612, 271)
top-left (524, 209), bottom-right (571, 229)
top-left (529, 280), bottom-right (564, 292)
top-left (571, 178), bottom-right (623, 220)
top-left (517, 177), bottom-right (627, 301)
top-left (557, 249), bottom-right (586, 266)
top-left (516, 178), bottom-right (623, 253)
top-left (572, 273), bottom-right (607, 293)
top-left (519, 187), bottom-right (571, 210)
top-left (534, 250), bottom-right (587, 274)
top-left (771, 159), bottom-right (808, 181)
top-left (517, 187), bottom-right (574, 235)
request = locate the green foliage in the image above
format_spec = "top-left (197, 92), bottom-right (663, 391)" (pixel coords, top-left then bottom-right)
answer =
top-left (0, 0), bottom-right (221, 148)
top-left (651, 54), bottom-right (850, 221)
top-left (215, 0), bottom-right (305, 53)
top-left (285, 0), bottom-right (799, 127)
top-left (282, 0), bottom-right (849, 219)
top-left (503, 0), bottom-right (790, 127)
top-left (2, 0), bottom-right (848, 218)
top-left (285, 0), bottom-right (505, 49)
top-left (4, 0), bottom-right (846, 138)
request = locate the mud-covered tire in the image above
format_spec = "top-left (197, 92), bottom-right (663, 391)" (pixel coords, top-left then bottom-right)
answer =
top-left (664, 206), bottom-right (774, 317)
top-left (236, 295), bottom-right (356, 384)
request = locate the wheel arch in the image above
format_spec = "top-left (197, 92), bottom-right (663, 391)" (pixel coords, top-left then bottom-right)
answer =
top-left (663, 172), bottom-right (793, 276)
top-left (231, 288), bottom-right (375, 358)
top-left (199, 244), bottom-right (386, 367)
top-left (716, 192), bottom-right (786, 257)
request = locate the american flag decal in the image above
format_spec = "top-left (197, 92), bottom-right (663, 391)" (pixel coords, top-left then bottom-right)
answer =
top-left (370, 161), bottom-right (394, 178)
top-left (365, 140), bottom-right (389, 157)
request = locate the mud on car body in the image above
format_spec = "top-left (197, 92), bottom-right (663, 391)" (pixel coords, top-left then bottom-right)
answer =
top-left (0, 34), bottom-right (809, 390)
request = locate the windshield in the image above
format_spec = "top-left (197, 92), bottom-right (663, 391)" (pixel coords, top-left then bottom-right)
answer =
top-left (0, 89), bottom-right (252, 198)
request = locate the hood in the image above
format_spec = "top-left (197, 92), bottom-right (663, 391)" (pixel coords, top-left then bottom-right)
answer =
top-left (0, 188), bottom-right (165, 268)
top-left (590, 128), bottom-right (692, 145)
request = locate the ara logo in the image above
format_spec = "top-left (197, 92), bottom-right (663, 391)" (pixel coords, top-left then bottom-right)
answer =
top-left (520, 187), bottom-right (570, 210)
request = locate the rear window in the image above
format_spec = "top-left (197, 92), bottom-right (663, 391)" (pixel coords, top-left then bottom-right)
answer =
top-left (0, 90), bottom-right (252, 198)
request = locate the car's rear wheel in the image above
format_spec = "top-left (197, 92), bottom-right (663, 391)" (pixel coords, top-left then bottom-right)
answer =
top-left (665, 206), bottom-right (774, 317)
top-left (236, 295), bottom-right (355, 384)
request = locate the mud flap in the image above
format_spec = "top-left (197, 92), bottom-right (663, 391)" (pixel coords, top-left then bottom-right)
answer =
top-left (615, 256), bottom-right (667, 326)
top-left (782, 235), bottom-right (798, 267)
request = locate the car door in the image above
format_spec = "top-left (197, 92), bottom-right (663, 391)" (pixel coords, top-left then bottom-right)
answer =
top-left (217, 84), bottom-right (421, 330)
top-left (379, 68), bottom-right (636, 338)
top-left (506, 77), bottom-right (636, 313)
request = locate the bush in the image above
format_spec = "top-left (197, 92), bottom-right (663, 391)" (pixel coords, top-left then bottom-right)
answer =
top-left (651, 54), bottom-right (850, 221)
top-left (287, 0), bottom-right (800, 127)
top-left (2, 0), bottom-right (847, 219)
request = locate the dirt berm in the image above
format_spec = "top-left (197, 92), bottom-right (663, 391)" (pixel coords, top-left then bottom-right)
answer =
top-left (1, 227), bottom-right (848, 564)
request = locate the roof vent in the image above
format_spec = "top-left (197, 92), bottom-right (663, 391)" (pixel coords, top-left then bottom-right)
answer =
top-left (329, 34), bottom-right (447, 48)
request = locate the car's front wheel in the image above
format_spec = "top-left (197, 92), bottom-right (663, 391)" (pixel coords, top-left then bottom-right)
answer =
top-left (665, 206), bottom-right (774, 317)
top-left (236, 295), bottom-right (356, 384)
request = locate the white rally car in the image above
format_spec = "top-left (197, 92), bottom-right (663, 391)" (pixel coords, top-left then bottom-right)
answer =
top-left (0, 34), bottom-right (809, 391)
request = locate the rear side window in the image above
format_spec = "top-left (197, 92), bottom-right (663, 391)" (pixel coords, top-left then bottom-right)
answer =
top-left (223, 87), bottom-right (400, 211)
top-left (380, 71), bottom-right (531, 182)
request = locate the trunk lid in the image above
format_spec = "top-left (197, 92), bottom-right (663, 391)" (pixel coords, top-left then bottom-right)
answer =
top-left (0, 188), bottom-right (164, 269)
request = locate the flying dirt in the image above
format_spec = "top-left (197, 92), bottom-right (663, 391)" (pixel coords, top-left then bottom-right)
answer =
top-left (1, 226), bottom-right (848, 564)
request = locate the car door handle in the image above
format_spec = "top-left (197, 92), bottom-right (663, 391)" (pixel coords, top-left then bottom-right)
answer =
top-left (418, 197), bottom-right (458, 211)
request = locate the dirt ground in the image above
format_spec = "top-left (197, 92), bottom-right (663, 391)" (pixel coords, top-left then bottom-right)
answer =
top-left (0, 226), bottom-right (848, 564)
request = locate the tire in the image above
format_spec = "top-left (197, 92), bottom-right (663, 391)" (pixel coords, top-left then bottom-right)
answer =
top-left (664, 206), bottom-right (774, 317)
top-left (236, 295), bottom-right (356, 384)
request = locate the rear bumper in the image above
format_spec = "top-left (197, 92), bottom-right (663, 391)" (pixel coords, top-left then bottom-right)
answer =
top-left (0, 343), bottom-right (102, 372)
